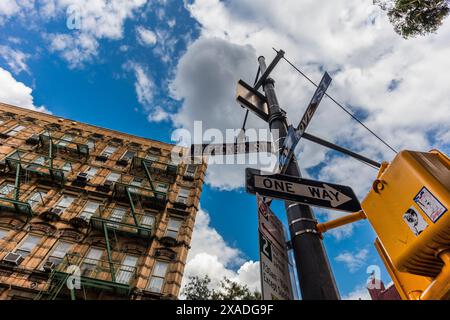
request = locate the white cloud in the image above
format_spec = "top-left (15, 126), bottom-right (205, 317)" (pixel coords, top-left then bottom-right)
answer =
top-left (0, 0), bottom-right (33, 25)
top-left (147, 106), bottom-right (169, 122)
top-left (181, 208), bottom-right (261, 297)
top-left (132, 63), bottom-right (154, 106)
top-left (46, 32), bottom-right (99, 69)
top-left (0, 67), bottom-right (49, 113)
top-left (168, 0), bottom-right (450, 240)
top-left (335, 248), bottom-right (369, 273)
top-left (343, 284), bottom-right (371, 300)
top-left (152, 28), bottom-right (179, 64)
top-left (40, 0), bottom-right (148, 67)
top-left (136, 26), bottom-right (157, 46)
top-left (0, 45), bottom-right (30, 74)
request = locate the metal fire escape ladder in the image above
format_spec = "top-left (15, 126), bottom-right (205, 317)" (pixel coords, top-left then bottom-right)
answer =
top-left (125, 186), bottom-right (140, 228)
top-left (141, 159), bottom-right (156, 192)
top-left (102, 222), bottom-right (117, 283)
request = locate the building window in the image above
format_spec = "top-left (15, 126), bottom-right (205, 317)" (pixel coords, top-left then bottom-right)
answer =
top-left (81, 248), bottom-right (103, 277)
top-left (55, 195), bottom-right (75, 213)
top-left (141, 213), bottom-right (155, 228)
top-left (46, 241), bottom-right (72, 267)
top-left (27, 156), bottom-right (47, 171)
top-left (100, 145), bottom-right (117, 159)
top-left (166, 218), bottom-right (182, 239)
top-left (108, 207), bottom-right (126, 227)
top-left (106, 172), bottom-right (121, 182)
top-left (84, 167), bottom-right (98, 179)
top-left (14, 235), bottom-right (41, 258)
top-left (27, 189), bottom-right (47, 209)
top-left (176, 188), bottom-right (190, 204)
top-left (120, 150), bottom-right (135, 162)
top-left (87, 139), bottom-right (95, 151)
top-left (6, 125), bottom-right (25, 137)
top-left (80, 200), bottom-right (101, 221)
top-left (57, 134), bottom-right (73, 147)
top-left (184, 164), bottom-right (197, 177)
top-left (145, 154), bottom-right (159, 162)
top-left (116, 255), bottom-right (138, 284)
top-left (61, 162), bottom-right (72, 172)
top-left (131, 177), bottom-right (143, 187)
top-left (147, 261), bottom-right (169, 293)
top-left (7, 150), bottom-right (25, 160)
top-left (0, 228), bottom-right (8, 240)
top-left (0, 183), bottom-right (15, 197)
top-left (129, 177), bottom-right (143, 193)
top-left (155, 183), bottom-right (168, 193)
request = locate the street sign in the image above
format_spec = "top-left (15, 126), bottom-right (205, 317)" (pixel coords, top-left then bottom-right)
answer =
top-left (247, 168), bottom-right (361, 212)
top-left (278, 125), bottom-right (301, 170)
top-left (236, 79), bottom-right (269, 122)
top-left (296, 72), bottom-right (332, 133)
top-left (279, 72), bottom-right (332, 174)
top-left (190, 141), bottom-right (272, 157)
top-left (257, 194), bottom-right (293, 300)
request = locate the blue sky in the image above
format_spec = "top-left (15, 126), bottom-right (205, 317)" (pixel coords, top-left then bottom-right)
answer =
top-left (1, 0), bottom-right (449, 300)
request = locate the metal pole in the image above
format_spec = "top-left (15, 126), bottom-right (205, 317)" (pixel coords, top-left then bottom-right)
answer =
top-left (258, 55), bottom-right (340, 300)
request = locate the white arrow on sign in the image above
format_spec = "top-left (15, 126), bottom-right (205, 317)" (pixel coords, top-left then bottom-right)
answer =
top-left (254, 175), bottom-right (352, 208)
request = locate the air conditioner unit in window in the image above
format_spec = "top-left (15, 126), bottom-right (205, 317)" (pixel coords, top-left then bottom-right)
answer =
top-left (2, 252), bottom-right (24, 266)
top-left (43, 260), bottom-right (56, 272)
top-left (25, 134), bottom-right (40, 145)
top-left (184, 172), bottom-right (195, 180)
top-left (96, 179), bottom-right (114, 192)
top-left (95, 154), bottom-right (109, 162)
top-left (177, 197), bottom-right (187, 205)
top-left (51, 207), bottom-right (63, 215)
top-left (116, 158), bottom-right (129, 166)
top-left (76, 172), bottom-right (89, 182)
top-left (40, 207), bottom-right (63, 221)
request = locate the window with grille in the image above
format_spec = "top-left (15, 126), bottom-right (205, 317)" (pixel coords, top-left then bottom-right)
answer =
top-left (147, 261), bottom-right (169, 293)
top-left (15, 235), bottom-right (41, 258)
top-left (116, 255), bottom-right (138, 284)
top-left (108, 207), bottom-right (126, 227)
top-left (141, 213), bottom-right (155, 228)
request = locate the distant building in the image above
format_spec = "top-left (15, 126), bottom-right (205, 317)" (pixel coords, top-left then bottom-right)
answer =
top-left (0, 103), bottom-right (207, 300)
top-left (367, 277), bottom-right (401, 300)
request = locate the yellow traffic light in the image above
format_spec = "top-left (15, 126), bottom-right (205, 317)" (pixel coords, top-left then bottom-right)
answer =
top-left (362, 149), bottom-right (450, 299)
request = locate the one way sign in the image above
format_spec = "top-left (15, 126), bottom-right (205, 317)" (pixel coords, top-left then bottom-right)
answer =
top-left (246, 168), bottom-right (361, 212)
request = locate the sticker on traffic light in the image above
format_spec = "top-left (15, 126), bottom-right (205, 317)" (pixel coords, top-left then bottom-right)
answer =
top-left (260, 233), bottom-right (273, 261)
top-left (403, 206), bottom-right (428, 236)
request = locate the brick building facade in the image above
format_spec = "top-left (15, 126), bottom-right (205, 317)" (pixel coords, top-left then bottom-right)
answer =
top-left (0, 102), bottom-right (206, 300)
